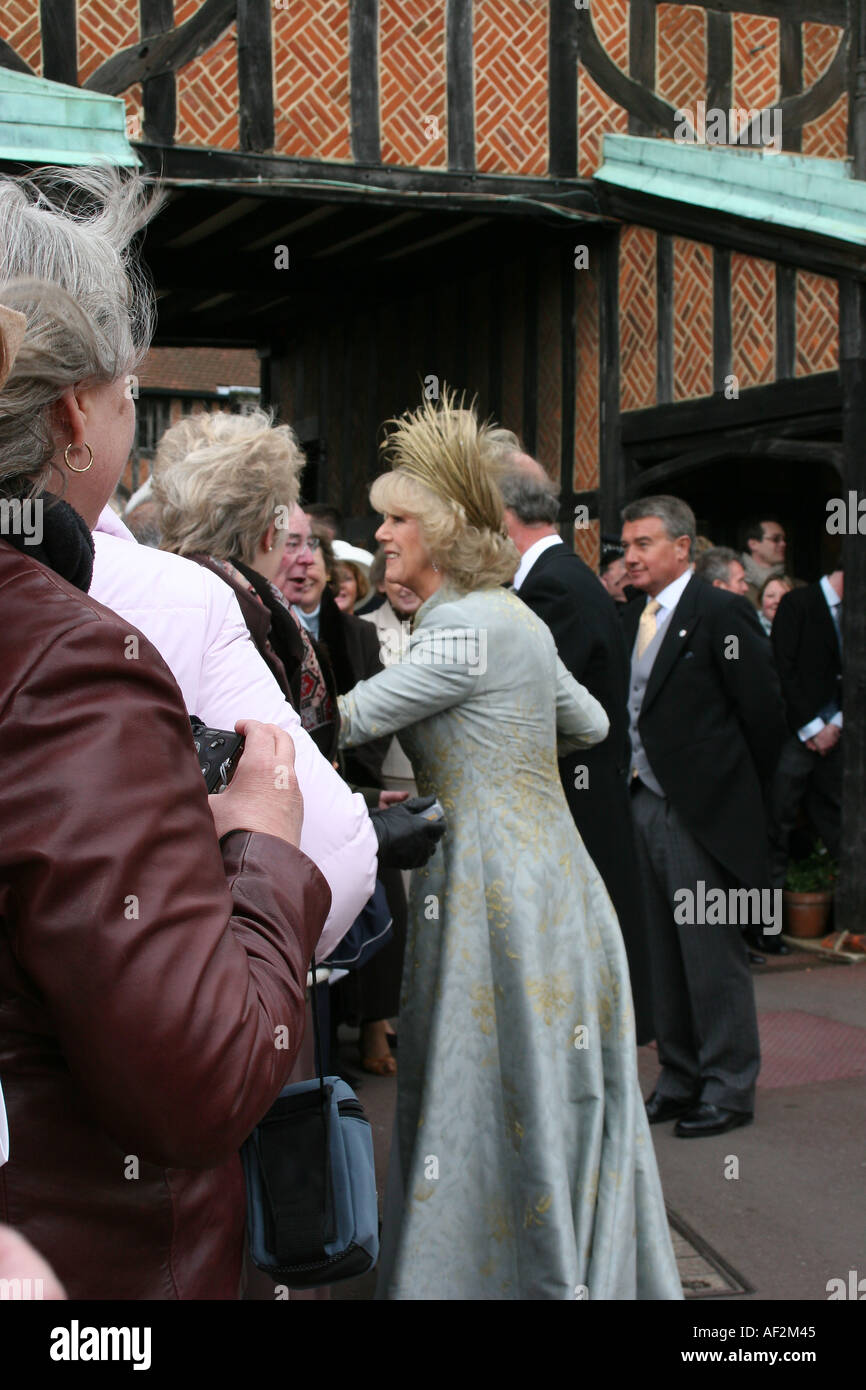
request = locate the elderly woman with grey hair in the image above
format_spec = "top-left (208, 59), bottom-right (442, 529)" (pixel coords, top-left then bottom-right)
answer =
top-left (0, 166), bottom-right (331, 1298)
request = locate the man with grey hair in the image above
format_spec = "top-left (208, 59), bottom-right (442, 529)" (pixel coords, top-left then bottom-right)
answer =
top-left (621, 496), bottom-right (786, 1136)
top-left (498, 452), bottom-right (653, 1042)
top-left (695, 546), bottom-right (749, 596)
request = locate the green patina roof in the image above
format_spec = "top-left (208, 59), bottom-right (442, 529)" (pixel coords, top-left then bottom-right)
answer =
top-left (0, 67), bottom-right (138, 168)
top-left (596, 135), bottom-right (866, 248)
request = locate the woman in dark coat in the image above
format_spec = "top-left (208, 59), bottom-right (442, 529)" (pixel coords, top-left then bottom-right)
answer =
top-left (0, 172), bottom-right (329, 1299)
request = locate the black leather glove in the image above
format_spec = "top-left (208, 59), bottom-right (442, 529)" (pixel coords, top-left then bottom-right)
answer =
top-left (369, 795), bottom-right (447, 869)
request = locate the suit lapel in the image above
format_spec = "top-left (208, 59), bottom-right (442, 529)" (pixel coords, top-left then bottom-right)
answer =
top-left (640, 574), bottom-right (701, 716)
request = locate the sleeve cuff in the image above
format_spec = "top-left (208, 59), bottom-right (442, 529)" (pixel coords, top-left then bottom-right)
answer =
top-left (798, 717), bottom-right (825, 741)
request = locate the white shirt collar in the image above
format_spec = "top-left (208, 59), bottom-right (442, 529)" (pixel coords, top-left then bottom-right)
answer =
top-left (820, 574), bottom-right (840, 609)
top-left (513, 533), bottom-right (562, 591)
top-left (650, 567), bottom-right (693, 613)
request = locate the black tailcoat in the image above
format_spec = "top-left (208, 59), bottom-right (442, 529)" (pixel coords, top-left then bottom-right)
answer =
top-left (621, 574), bottom-right (786, 889)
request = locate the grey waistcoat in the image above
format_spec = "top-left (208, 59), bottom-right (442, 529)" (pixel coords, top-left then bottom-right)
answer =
top-left (628, 618), bottom-right (669, 798)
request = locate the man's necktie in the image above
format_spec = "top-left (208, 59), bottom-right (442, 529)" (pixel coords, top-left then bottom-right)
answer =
top-left (635, 598), bottom-right (661, 660)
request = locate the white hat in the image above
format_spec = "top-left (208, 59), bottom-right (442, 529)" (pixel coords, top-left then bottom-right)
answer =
top-left (332, 540), bottom-right (374, 570)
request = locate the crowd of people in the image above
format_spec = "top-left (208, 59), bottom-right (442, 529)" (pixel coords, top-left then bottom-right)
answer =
top-left (0, 165), bottom-right (848, 1302)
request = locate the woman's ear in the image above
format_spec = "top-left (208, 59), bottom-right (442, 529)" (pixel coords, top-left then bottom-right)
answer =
top-left (51, 386), bottom-right (88, 449)
top-left (261, 519), bottom-right (278, 554)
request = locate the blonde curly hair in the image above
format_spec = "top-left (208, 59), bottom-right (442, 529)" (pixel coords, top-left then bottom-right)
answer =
top-left (371, 390), bottom-right (518, 592)
top-left (152, 408), bottom-right (305, 565)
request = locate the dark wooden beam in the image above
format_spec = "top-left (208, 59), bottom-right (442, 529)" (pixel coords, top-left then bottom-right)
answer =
top-left (852, 0), bottom-right (866, 177)
top-left (488, 262), bottom-right (503, 426)
top-left (706, 11), bottom-right (733, 113)
top-left (621, 372), bottom-right (842, 446)
top-left (548, 0), bottom-right (578, 174)
top-left (447, 0), bottom-right (475, 172)
top-left (837, 276), bottom-right (866, 931)
top-left (39, 0), bottom-right (76, 86)
top-left (626, 435), bottom-right (843, 495)
top-left (523, 258), bottom-right (539, 457)
top-left (141, 0), bottom-right (176, 147)
top-left (0, 38), bottom-right (34, 75)
top-left (657, 235), bottom-right (674, 406)
top-left (85, 0), bottom-right (235, 92)
top-left (560, 240), bottom-right (577, 518)
top-left (350, 0), bottom-right (380, 165)
top-left (712, 247), bottom-right (732, 394)
top-left (678, 0), bottom-right (843, 19)
top-left (596, 184), bottom-right (866, 282)
top-left (137, 143), bottom-right (599, 217)
top-left (776, 264), bottom-right (797, 380)
top-left (780, 18), bottom-right (804, 152)
top-left (598, 229), bottom-right (624, 536)
top-left (628, 0), bottom-right (656, 138)
top-left (237, 0), bottom-right (274, 152)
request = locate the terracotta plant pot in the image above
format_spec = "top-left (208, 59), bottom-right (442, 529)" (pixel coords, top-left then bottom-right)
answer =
top-left (782, 889), bottom-right (833, 938)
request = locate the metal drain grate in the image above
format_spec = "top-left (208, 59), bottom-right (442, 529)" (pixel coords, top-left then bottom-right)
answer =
top-left (668, 1209), bottom-right (752, 1299)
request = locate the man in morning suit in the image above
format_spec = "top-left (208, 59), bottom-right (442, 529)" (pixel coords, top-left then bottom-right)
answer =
top-left (497, 453), bottom-right (654, 1044)
top-left (768, 569), bottom-right (843, 885)
top-left (621, 496), bottom-right (786, 1137)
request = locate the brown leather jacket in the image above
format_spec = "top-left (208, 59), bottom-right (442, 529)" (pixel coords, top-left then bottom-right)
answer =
top-left (0, 541), bottom-right (331, 1299)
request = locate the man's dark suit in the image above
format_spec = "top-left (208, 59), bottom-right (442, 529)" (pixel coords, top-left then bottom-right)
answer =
top-left (768, 582), bottom-right (843, 879)
top-left (517, 540), bottom-right (654, 1043)
top-left (622, 573), bottom-right (786, 1113)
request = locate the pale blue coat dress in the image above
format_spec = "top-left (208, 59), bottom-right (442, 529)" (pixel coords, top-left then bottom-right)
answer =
top-left (338, 584), bottom-right (682, 1300)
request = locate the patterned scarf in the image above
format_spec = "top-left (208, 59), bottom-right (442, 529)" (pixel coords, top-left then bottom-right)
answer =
top-left (210, 556), bottom-right (334, 737)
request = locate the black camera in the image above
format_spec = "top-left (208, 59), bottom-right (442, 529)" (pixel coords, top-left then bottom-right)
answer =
top-left (190, 717), bottom-right (244, 793)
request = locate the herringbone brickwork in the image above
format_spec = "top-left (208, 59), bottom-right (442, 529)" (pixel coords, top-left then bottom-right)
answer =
top-left (796, 271), bottom-right (838, 376)
top-left (474, 0), bottom-right (547, 175)
top-left (673, 238), bottom-right (713, 401)
top-left (731, 253), bottom-right (775, 388)
top-left (802, 93), bottom-right (848, 160)
top-left (4, 1), bottom-right (41, 75)
top-left (380, 1), bottom-right (446, 168)
top-left (578, 67), bottom-right (628, 177)
top-left (536, 259), bottom-right (562, 480)
top-left (576, 1), bottom-right (628, 179)
top-left (803, 20), bottom-right (843, 86)
top-left (176, 23), bottom-right (239, 150)
top-left (574, 262), bottom-right (599, 492)
top-left (78, 0), bottom-right (139, 86)
top-left (619, 226), bottom-right (657, 412)
top-left (272, 1), bottom-right (351, 160)
top-left (802, 21), bottom-right (848, 158)
top-left (122, 84), bottom-right (144, 144)
top-left (657, 3), bottom-right (706, 113)
top-left (732, 13), bottom-right (779, 113)
top-left (574, 518), bottom-right (599, 572)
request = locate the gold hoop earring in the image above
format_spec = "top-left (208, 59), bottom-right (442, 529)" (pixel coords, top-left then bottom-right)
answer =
top-left (64, 441), bottom-right (94, 473)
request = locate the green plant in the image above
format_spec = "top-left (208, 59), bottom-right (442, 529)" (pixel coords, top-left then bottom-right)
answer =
top-left (784, 841), bottom-right (838, 893)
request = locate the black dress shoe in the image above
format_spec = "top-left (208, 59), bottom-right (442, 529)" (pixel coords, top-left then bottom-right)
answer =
top-left (674, 1103), bottom-right (753, 1138)
top-left (747, 949), bottom-right (766, 966)
top-left (644, 1091), bottom-right (697, 1125)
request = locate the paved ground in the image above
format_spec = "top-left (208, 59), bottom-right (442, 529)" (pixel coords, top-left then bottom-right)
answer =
top-left (332, 949), bottom-right (866, 1301)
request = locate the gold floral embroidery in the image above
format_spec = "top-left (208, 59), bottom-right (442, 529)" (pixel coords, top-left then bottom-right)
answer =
top-left (470, 983), bottom-right (496, 1036)
top-left (525, 973), bottom-right (575, 1025)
